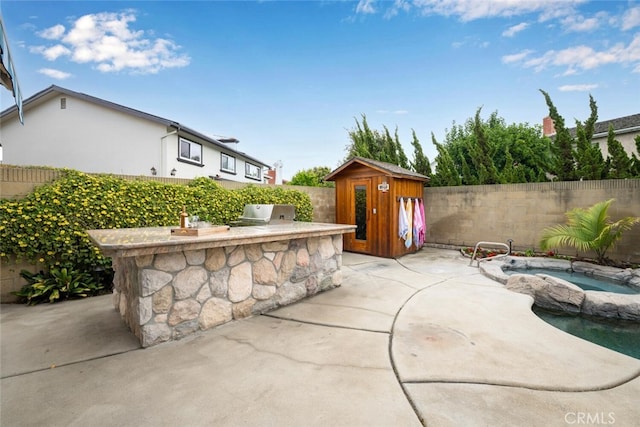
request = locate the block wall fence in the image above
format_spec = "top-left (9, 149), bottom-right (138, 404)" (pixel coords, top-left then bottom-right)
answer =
top-left (423, 179), bottom-right (640, 263)
top-left (1, 166), bottom-right (639, 301)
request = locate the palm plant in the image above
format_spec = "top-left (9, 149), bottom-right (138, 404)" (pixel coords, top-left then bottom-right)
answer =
top-left (540, 199), bottom-right (640, 264)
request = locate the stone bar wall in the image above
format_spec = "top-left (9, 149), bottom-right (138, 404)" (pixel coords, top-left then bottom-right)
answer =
top-left (113, 235), bottom-right (343, 347)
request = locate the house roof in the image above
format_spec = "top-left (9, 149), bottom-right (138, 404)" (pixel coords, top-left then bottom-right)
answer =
top-left (592, 113), bottom-right (640, 136)
top-left (324, 156), bottom-right (429, 182)
top-left (0, 84), bottom-right (270, 168)
top-left (566, 113), bottom-right (640, 138)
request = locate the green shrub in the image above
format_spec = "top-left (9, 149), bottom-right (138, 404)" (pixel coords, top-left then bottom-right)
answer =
top-left (0, 170), bottom-right (314, 303)
top-left (13, 267), bottom-right (105, 305)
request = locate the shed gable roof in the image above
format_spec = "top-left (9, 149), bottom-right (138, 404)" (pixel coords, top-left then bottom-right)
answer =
top-left (325, 156), bottom-right (429, 181)
top-left (0, 84), bottom-right (270, 168)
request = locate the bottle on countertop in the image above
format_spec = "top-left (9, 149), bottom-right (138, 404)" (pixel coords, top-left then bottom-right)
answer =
top-left (180, 206), bottom-right (189, 228)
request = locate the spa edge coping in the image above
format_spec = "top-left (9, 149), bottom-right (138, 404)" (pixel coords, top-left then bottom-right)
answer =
top-left (87, 222), bottom-right (357, 258)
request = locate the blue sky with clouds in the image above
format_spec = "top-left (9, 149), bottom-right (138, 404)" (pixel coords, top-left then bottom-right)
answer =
top-left (2, 1), bottom-right (639, 179)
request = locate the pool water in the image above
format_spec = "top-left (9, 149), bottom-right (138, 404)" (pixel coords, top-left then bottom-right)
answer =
top-left (505, 268), bottom-right (639, 294)
top-left (533, 306), bottom-right (640, 360)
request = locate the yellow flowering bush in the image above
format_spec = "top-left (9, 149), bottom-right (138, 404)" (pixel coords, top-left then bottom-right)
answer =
top-left (1, 170), bottom-right (313, 298)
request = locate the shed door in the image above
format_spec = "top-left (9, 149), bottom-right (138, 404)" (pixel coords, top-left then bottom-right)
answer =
top-left (349, 179), bottom-right (372, 253)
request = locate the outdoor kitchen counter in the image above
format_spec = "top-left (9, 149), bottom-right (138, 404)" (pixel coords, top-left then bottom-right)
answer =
top-left (87, 222), bottom-right (356, 347)
top-left (88, 222), bottom-right (356, 257)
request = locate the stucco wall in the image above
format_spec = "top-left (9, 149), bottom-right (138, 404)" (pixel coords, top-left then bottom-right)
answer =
top-left (593, 132), bottom-right (639, 159)
top-left (423, 179), bottom-right (640, 263)
top-left (1, 96), bottom-right (164, 176)
top-left (0, 94), bottom-right (268, 183)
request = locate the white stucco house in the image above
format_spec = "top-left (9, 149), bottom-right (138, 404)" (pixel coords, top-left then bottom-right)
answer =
top-left (0, 85), bottom-right (270, 182)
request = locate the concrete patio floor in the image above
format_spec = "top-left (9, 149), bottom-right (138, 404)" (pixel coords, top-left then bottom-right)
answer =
top-left (2, 247), bottom-right (639, 426)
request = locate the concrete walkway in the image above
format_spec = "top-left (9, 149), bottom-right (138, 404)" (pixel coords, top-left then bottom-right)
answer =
top-left (2, 248), bottom-right (639, 426)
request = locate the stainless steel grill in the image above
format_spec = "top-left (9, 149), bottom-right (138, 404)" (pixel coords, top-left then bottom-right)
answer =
top-left (231, 204), bottom-right (296, 226)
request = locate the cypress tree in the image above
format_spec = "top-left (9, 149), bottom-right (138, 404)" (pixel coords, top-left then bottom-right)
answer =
top-left (394, 127), bottom-right (410, 169)
top-left (574, 95), bottom-right (605, 180)
top-left (630, 135), bottom-right (640, 177)
top-left (410, 129), bottom-right (432, 179)
top-left (382, 126), bottom-right (398, 165)
top-left (431, 133), bottom-right (461, 186)
top-left (606, 124), bottom-right (631, 179)
top-left (471, 108), bottom-right (500, 184)
top-left (540, 89), bottom-right (576, 181)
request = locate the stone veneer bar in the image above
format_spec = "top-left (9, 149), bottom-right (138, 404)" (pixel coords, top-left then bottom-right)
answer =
top-left (88, 223), bottom-right (355, 347)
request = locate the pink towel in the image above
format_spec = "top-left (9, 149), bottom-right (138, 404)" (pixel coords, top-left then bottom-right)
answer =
top-left (413, 198), bottom-right (422, 249)
top-left (418, 199), bottom-right (426, 247)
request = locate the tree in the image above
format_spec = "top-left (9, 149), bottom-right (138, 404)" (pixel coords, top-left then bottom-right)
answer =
top-left (344, 114), bottom-right (428, 177)
top-left (631, 135), bottom-right (640, 177)
top-left (345, 114), bottom-right (377, 160)
top-left (410, 129), bottom-right (432, 180)
top-left (345, 115), bottom-right (410, 166)
top-left (540, 89), bottom-right (576, 181)
top-left (430, 110), bottom-right (551, 186)
top-left (606, 125), bottom-right (631, 179)
top-left (288, 167), bottom-right (335, 187)
top-left (430, 133), bottom-right (461, 186)
top-left (573, 95), bottom-right (606, 180)
top-left (469, 108), bottom-right (500, 184)
top-left (500, 146), bottom-right (527, 183)
top-left (540, 199), bottom-right (640, 264)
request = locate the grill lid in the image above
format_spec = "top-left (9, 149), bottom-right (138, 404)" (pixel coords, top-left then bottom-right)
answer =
top-left (233, 204), bottom-right (296, 226)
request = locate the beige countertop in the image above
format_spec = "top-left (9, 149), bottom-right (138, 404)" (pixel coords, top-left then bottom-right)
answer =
top-left (88, 222), bottom-right (356, 258)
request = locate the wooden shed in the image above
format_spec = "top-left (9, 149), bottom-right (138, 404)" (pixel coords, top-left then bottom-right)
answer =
top-left (325, 157), bottom-right (429, 258)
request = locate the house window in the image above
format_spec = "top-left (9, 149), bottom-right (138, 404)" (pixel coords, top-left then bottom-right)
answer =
top-left (221, 153), bottom-right (236, 174)
top-left (179, 138), bottom-right (203, 165)
top-left (245, 162), bottom-right (262, 181)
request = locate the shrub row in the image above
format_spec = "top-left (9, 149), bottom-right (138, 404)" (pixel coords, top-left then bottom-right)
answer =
top-left (0, 169), bottom-right (313, 301)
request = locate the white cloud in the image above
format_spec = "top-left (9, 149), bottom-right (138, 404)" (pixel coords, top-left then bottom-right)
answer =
top-left (561, 12), bottom-right (606, 33)
top-left (622, 6), bottom-right (640, 31)
top-left (30, 11), bottom-right (190, 74)
top-left (37, 24), bottom-right (65, 40)
top-left (38, 68), bottom-right (72, 80)
top-left (30, 44), bottom-right (71, 60)
top-left (558, 84), bottom-right (598, 92)
top-left (356, 0), bottom-right (376, 15)
top-left (384, 0), bottom-right (411, 19)
top-left (410, 0), bottom-right (585, 22)
top-left (357, 0), bottom-right (585, 22)
top-left (504, 34), bottom-right (640, 74)
top-left (502, 22), bottom-right (529, 37)
top-left (451, 36), bottom-right (489, 49)
top-left (501, 49), bottom-right (534, 64)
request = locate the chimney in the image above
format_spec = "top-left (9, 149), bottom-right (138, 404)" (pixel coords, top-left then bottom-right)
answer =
top-left (265, 168), bottom-right (276, 185)
top-left (543, 116), bottom-right (556, 137)
top-left (265, 163), bottom-right (283, 185)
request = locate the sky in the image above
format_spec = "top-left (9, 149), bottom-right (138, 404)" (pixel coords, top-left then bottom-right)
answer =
top-left (1, 0), bottom-right (639, 180)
